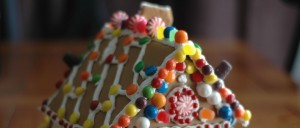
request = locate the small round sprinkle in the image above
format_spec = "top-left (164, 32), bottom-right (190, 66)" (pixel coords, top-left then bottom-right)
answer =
top-left (175, 30), bottom-right (188, 43)
top-left (151, 77), bottom-right (163, 88)
top-left (135, 97), bottom-right (147, 109)
top-left (125, 104), bottom-right (138, 117)
top-left (142, 85), bottom-right (155, 98)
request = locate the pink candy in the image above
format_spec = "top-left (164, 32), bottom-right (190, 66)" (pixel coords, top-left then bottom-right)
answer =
top-left (146, 17), bottom-right (165, 37)
top-left (111, 11), bottom-right (129, 28)
top-left (128, 15), bottom-right (147, 34)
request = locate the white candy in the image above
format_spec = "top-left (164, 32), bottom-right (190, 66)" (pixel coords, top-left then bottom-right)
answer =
top-left (135, 117), bottom-right (150, 128)
top-left (196, 82), bottom-right (212, 97)
top-left (177, 74), bottom-right (187, 84)
top-left (207, 92), bottom-right (222, 105)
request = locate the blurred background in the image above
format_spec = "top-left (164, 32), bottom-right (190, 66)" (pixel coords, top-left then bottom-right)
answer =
top-left (0, 0), bottom-right (300, 85)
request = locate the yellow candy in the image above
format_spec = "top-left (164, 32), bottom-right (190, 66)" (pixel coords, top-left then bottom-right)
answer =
top-left (100, 124), bottom-right (109, 128)
top-left (243, 110), bottom-right (252, 121)
top-left (112, 28), bottom-right (121, 37)
top-left (83, 119), bottom-right (94, 128)
top-left (156, 26), bottom-right (165, 40)
top-left (183, 44), bottom-right (196, 55)
top-left (109, 85), bottom-right (120, 95)
top-left (186, 61), bottom-right (196, 74)
top-left (69, 112), bottom-right (80, 124)
top-left (190, 48), bottom-right (202, 60)
top-left (57, 107), bottom-right (65, 118)
top-left (63, 83), bottom-right (72, 94)
top-left (102, 100), bottom-right (112, 112)
top-left (174, 50), bottom-right (186, 63)
top-left (75, 87), bottom-right (85, 96)
top-left (125, 104), bottom-right (138, 117)
top-left (204, 74), bottom-right (218, 84)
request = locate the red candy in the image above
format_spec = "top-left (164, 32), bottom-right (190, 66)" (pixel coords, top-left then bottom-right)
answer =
top-left (226, 94), bottom-right (235, 104)
top-left (90, 100), bottom-right (99, 110)
top-left (157, 111), bottom-right (170, 123)
top-left (55, 80), bottom-right (63, 89)
top-left (128, 15), bottom-right (147, 34)
top-left (151, 77), bottom-right (163, 88)
top-left (80, 71), bottom-right (90, 80)
top-left (191, 71), bottom-right (204, 82)
top-left (196, 59), bottom-right (206, 68)
top-left (105, 54), bottom-right (114, 63)
top-left (176, 62), bottom-right (186, 71)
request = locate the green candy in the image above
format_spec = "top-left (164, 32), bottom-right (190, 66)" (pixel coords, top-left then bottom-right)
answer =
top-left (139, 37), bottom-right (151, 45)
top-left (142, 85), bottom-right (155, 99)
top-left (86, 42), bottom-right (95, 50)
top-left (194, 42), bottom-right (202, 51)
top-left (134, 61), bottom-right (144, 72)
top-left (92, 74), bottom-right (101, 83)
top-left (169, 29), bottom-right (177, 42)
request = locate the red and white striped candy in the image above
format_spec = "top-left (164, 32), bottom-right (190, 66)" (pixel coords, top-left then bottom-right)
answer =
top-left (128, 15), bottom-right (147, 34)
top-left (111, 11), bottom-right (129, 28)
top-left (146, 17), bottom-right (166, 37)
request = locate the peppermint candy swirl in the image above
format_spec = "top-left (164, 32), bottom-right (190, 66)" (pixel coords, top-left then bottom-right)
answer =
top-left (128, 15), bottom-right (147, 33)
top-left (146, 17), bottom-right (166, 37)
top-left (111, 11), bottom-right (129, 28)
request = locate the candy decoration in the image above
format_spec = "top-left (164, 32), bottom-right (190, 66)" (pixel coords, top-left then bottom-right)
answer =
top-left (234, 106), bottom-right (245, 118)
top-left (92, 74), bottom-right (101, 83)
top-left (157, 81), bottom-right (168, 94)
top-left (202, 65), bottom-right (213, 75)
top-left (144, 105), bottom-right (158, 119)
top-left (63, 53), bottom-right (81, 68)
top-left (144, 66), bottom-right (157, 76)
top-left (126, 84), bottom-right (138, 95)
top-left (90, 100), bottom-right (100, 110)
top-left (204, 74), bottom-right (218, 84)
top-left (83, 119), bottom-right (94, 128)
top-left (167, 86), bottom-right (200, 125)
top-left (86, 42), bottom-right (94, 50)
top-left (142, 85), bottom-right (155, 98)
top-left (183, 43), bottom-right (196, 55)
top-left (215, 60), bottom-right (232, 79)
top-left (88, 51), bottom-right (100, 61)
top-left (151, 77), bottom-right (163, 88)
top-left (219, 106), bottom-right (234, 121)
top-left (196, 82), bottom-right (212, 98)
top-left (69, 112), bottom-right (80, 124)
top-left (118, 52), bottom-right (128, 63)
top-left (175, 30), bottom-right (188, 44)
top-left (128, 15), bottom-right (147, 33)
top-left (139, 37), bottom-right (151, 45)
top-left (191, 71), bottom-right (204, 83)
top-left (166, 59), bottom-right (176, 70)
top-left (194, 42), bottom-right (202, 50)
top-left (75, 87), bottom-right (85, 96)
top-left (230, 101), bottom-right (240, 111)
top-left (219, 88), bottom-right (231, 99)
top-left (134, 61), bottom-right (145, 72)
top-left (212, 80), bottom-right (223, 91)
top-left (190, 48), bottom-right (202, 60)
top-left (157, 110), bottom-right (170, 123)
top-left (164, 26), bottom-right (176, 38)
top-left (55, 80), bottom-right (63, 89)
top-left (174, 50), bottom-right (186, 63)
top-left (95, 31), bottom-right (104, 39)
top-left (111, 124), bottom-right (121, 128)
top-left (200, 108), bottom-right (215, 121)
top-left (100, 125), bottom-right (109, 128)
top-left (169, 28), bottom-right (178, 42)
top-left (146, 17), bottom-right (166, 37)
top-left (57, 107), bottom-right (65, 118)
top-left (177, 74), bottom-right (187, 84)
top-left (122, 36), bottom-right (133, 46)
top-left (135, 97), bottom-right (147, 109)
top-left (63, 83), bottom-right (72, 94)
top-left (111, 11), bottom-right (129, 28)
top-left (80, 71), bottom-right (90, 80)
top-left (151, 93), bottom-right (166, 108)
top-left (195, 59), bottom-right (206, 68)
top-left (105, 54), bottom-right (114, 63)
top-left (185, 61), bottom-right (196, 74)
top-left (102, 100), bottom-right (112, 112)
top-left (243, 110), bottom-right (252, 121)
top-left (135, 117), bottom-right (150, 128)
top-left (165, 71), bottom-right (176, 83)
top-left (158, 68), bottom-right (169, 79)
top-left (112, 28), bottom-right (122, 37)
top-left (109, 85), bottom-right (120, 95)
top-left (125, 104), bottom-right (138, 117)
top-left (156, 26), bottom-right (165, 40)
top-left (226, 94), bottom-right (235, 104)
top-left (207, 92), bottom-right (222, 105)
top-left (118, 115), bottom-right (130, 127)
top-left (176, 62), bottom-right (186, 72)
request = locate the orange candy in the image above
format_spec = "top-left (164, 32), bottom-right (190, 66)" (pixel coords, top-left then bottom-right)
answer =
top-left (118, 115), bottom-right (130, 127)
top-left (175, 30), bottom-right (188, 43)
top-left (96, 31), bottom-right (104, 39)
top-left (166, 59), bottom-right (176, 70)
top-left (126, 84), bottom-right (138, 95)
top-left (158, 68), bottom-right (169, 79)
top-left (88, 51), bottom-right (100, 60)
top-left (118, 52), bottom-right (128, 63)
top-left (200, 108), bottom-right (215, 120)
top-left (165, 71), bottom-right (176, 83)
top-left (122, 36), bottom-right (134, 46)
top-left (80, 71), bottom-right (90, 80)
top-left (234, 106), bottom-right (245, 118)
top-left (151, 93), bottom-right (166, 108)
top-left (219, 88), bottom-right (230, 99)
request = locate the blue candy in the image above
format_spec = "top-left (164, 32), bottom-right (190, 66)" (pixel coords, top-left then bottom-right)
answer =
top-left (163, 26), bottom-right (176, 38)
top-left (144, 66), bottom-right (157, 76)
top-left (218, 106), bottom-right (233, 121)
top-left (157, 81), bottom-right (168, 94)
top-left (144, 105), bottom-right (158, 119)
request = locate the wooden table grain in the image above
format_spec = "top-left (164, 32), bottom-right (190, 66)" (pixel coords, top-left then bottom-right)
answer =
top-left (0, 40), bottom-right (299, 128)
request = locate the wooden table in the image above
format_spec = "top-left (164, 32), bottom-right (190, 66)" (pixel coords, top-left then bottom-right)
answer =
top-left (0, 40), bottom-right (299, 128)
